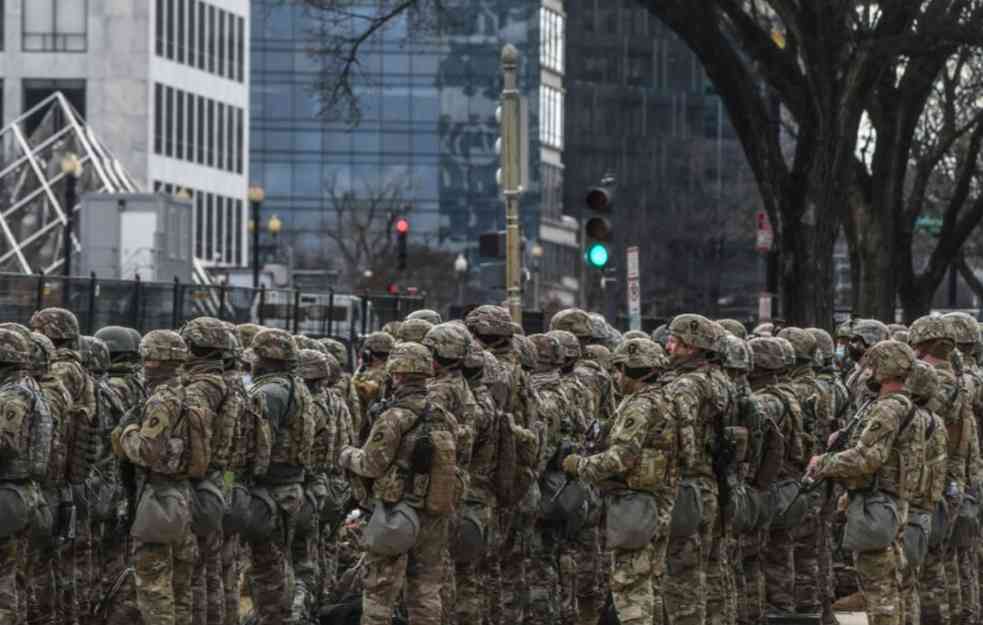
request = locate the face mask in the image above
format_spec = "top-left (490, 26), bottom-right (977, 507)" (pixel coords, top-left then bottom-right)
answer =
top-left (865, 370), bottom-right (881, 393)
top-left (834, 345), bottom-right (846, 363)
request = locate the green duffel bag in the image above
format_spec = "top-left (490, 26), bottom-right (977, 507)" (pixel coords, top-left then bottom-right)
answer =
top-left (363, 500), bottom-right (420, 557)
top-left (320, 477), bottom-right (352, 530)
top-left (190, 479), bottom-right (225, 537)
top-left (293, 488), bottom-right (320, 539)
top-left (606, 489), bottom-right (661, 550)
top-left (241, 487), bottom-right (278, 543)
top-left (903, 510), bottom-right (931, 568)
top-left (0, 482), bottom-right (32, 539)
top-left (842, 490), bottom-right (899, 553)
top-left (540, 470), bottom-right (589, 528)
top-left (771, 479), bottom-right (811, 530)
top-left (86, 469), bottom-right (118, 522)
top-left (750, 487), bottom-right (774, 530)
top-left (223, 484), bottom-right (251, 535)
top-left (726, 483), bottom-right (757, 535)
top-left (928, 500), bottom-right (948, 548)
top-left (130, 483), bottom-right (191, 545)
top-left (951, 494), bottom-right (980, 549)
top-left (452, 504), bottom-right (485, 564)
top-left (670, 480), bottom-right (703, 538)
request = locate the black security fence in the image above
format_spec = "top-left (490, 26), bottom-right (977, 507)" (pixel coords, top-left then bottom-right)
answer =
top-left (0, 272), bottom-right (425, 342)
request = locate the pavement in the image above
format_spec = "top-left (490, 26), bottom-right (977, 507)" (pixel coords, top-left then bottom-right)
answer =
top-left (835, 614), bottom-right (867, 625)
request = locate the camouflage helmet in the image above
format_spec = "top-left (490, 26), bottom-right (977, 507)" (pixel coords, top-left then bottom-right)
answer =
top-left (549, 309), bottom-right (593, 339)
top-left (397, 318), bottom-right (434, 344)
top-left (670, 314), bottom-right (721, 352)
top-left (29, 307), bottom-right (80, 343)
top-left (717, 319), bottom-right (748, 339)
top-left (362, 332), bottom-right (396, 356)
top-left (651, 324), bottom-right (670, 348)
top-left (623, 330), bottom-right (648, 341)
top-left (776, 327), bottom-right (817, 364)
top-left (297, 348), bottom-right (338, 382)
top-left (588, 313), bottom-right (610, 342)
top-left (807, 328), bottom-right (835, 365)
top-left (514, 335), bottom-right (538, 370)
top-left (529, 333), bottom-right (564, 367)
top-left (251, 328), bottom-right (298, 363)
top-left (0, 323), bottom-right (33, 345)
top-left (511, 322), bottom-right (525, 337)
top-left (422, 323), bottom-right (470, 361)
top-left (319, 338), bottom-right (349, 369)
top-left (465, 305), bottom-right (514, 338)
top-left (95, 325), bottom-right (141, 355)
top-left (775, 337), bottom-right (796, 368)
top-left (748, 337), bottom-right (785, 371)
top-left (237, 323), bottom-right (262, 349)
top-left (382, 321), bottom-right (402, 338)
top-left (892, 330), bottom-right (910, 344)
top-left (909, 315), bottom-right (953, 347)
top-left (718, 335), bottom-right (753, 371)
top-left (550, 330), bottom-right (582, 361)
top-left (0, 328), bottom-right (32, 366)
top-left (752, 322), bottom-right (774, 337)
top-left (80, 336), bottom-right (111, 373)
top-left (851, 319), bottom-right (890, 347)
top-left (905, 361), bottom-right (939, 404)
top-left (584, 344), bottom-right (612, 369)
top-left (140, 330), bottom-right (189, 362)
top-left (181, 316), bottom-right (228, 351)
top-left (406, 309), bottom-right (442, 325)
top-left (835, 320), bottom-right (853, 340)
top-left (387, 342), bottom-right (434, 377)
top-left (618, 338), bottom-right (668, 370)
top-left (866, 340), bottom-right (915, 383)
top-left (944, 312), bottom-right (980, 346)
top-left (887, 323), bottom-right (908, 336)
top-left (294, 335), bottom-right (328, 354)
top-left (462, 346), bottom-right (486, 373)
top-left (30, 332), bottom-right (55, 371)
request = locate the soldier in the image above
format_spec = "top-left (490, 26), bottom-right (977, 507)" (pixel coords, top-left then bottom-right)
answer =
top-left (910, 315), bottom-right (981, 625)
top-left (179, 318), bottom-right (235, 625)
top-left (845, 319), bottom-right (891, 410)
top-left (807, 340), bottom-right (923, 625)
top-left (398, 318), bottom-right (434, 345)
top-left (0, 327), bottom-right (53, 625)
top-left (406, 309), bottom-right (442, 325)
top-left (337, 342), bottom-right (446, 625)
top-left (350, 332), bottom-right (396, 444)
top-left (96, 325), bottom-right (149, 414)
top-left (718, 319), bottom-right (748, 340)
top-left (29, 307), bottom-right (99, 617)
top-left (514, 334), bottom-right (539, 374)
top-left (465, 305), bottom-right (540, 625)
top-left (246, 328), bottom-right (314, 624)
top-left (455, 348), bottom-right (502, 625)
top-left (562, 338), bottom-right (692, 625)
top-left (111, 329), bottom-right (197, 625)
top-left (320, 337), bottom-right (356, 423)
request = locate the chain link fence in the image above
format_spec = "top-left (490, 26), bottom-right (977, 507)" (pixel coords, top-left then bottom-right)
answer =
top-left (0, 272), bottom-right (426, 342)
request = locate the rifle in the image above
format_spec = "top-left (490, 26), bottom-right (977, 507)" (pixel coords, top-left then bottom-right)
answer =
top-left (91, 567), bottom-right (134, 619)
top-left (796, 400), bottom-right (871, 504)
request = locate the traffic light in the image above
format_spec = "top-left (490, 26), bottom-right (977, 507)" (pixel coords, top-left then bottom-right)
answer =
top-left (396, 217), bottom-right (409, 270)
top-left (584, 173), bottom-right (615, 269)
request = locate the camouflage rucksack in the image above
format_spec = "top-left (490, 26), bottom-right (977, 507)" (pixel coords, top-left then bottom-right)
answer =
top-left (234, 381), bottom-right (273, 479)
top-left (0, 379), bottom-right (54, 481)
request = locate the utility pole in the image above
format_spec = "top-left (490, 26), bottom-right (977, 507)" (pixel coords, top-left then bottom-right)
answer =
top-left (500, 44), bottom-right (523, 325)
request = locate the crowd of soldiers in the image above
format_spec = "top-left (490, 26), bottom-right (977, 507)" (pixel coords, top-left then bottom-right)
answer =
top-left (0, 303), bottom-right (981, 625)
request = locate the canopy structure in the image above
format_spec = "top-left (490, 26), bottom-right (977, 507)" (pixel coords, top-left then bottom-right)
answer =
top-left (0, 91), bottom-right (139, 275)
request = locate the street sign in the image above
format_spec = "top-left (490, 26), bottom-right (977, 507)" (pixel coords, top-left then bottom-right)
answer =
top-left (755, 210), bottom-right (773, 253)
top-left (626, 246), bottom-right (642, 331)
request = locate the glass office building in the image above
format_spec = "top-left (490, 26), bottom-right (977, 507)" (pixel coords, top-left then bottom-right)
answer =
top-left (251, 0), bottom-right (575, 301)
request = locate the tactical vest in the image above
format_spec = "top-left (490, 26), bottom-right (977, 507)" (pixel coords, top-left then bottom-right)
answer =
top-left (465, 382), bottom-right (500, 498)
top-left (889, 396), bottom-right (927, 502)
top-left (204, 372), bottom-right (243, 471)
top-left (673, 365), bottom-right (735, 481)
top-left (931, 365), bottom-right (975, 487)
top-left (626, 385), bottom-right (682, 495)
top-left (251, 373), bottom-right (314, 483)
top-left (233, 381), bottom-right (272, 480)
top-left (912, 408), bottom-right (947, 511)
top-left (39, 375), bottom-right (71, 485)
top-left (0, 376), bottom-right (53, 482)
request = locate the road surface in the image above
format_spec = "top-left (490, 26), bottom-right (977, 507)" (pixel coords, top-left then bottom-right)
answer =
top-left (836, 613), bottom-right (866, 625)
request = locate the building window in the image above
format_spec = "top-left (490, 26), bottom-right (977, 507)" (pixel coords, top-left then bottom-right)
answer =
top-left (217, 9), bottom-right (226, 77)
top-left (207, 99), bottom-right (215, 166)
top-left (205, 193), bottom-right (214, 261)
top-left (187, 0), bottom-right (196, 66)
top-left (226, 11), bottom-right (236, 80)
top-left (175, 89), bottom-right (185, 159)
top-left (165, 0), bottom-right (174, 58)
top-left (236, 16), bottom-right (245, 82)
top-left (176, 0), bottom-right (185, 63)
top-left (196, 96), bottom-right (205, 163)
top-left (154, 83), bottom-right (163, 154)
top-left (208, 5), bottom-right (216, 74)
top-left (186, 91), bottom-right (195, 161)
top-left (540, 86), bottom-right (564, 149)
top-left (197, 1), bottom-right (206, 71)
top-left (23, 0), bottom-right (88, 52)
top-left (164, 86), bottom-right (174, 156)
top-left (155, 0), bottom-right (164, 56)
top-left (226, 104), bottom-right (235, 173)
top-left (235, 108), bottom-right (243, 173)
top-left (234, 199), bottom-right (243, 264)
top-left (195, 193), bottom-right (204, 258)
top-left (217, 102), bottom-right (225, 170)
top-left (540, 8), bottom-right (564, 73)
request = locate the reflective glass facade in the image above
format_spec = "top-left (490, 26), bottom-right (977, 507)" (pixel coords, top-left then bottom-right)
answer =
top-left (250, 1), bottom-right (555, 279)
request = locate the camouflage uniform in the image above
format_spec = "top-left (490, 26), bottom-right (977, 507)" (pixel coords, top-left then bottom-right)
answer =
top-left (111, 330), bottom-right (198, 625)
top-left (180, 319), bottom-right (234, 625)
top-left (338, 343), bottom-right (446, 625)
top-left (30, 308), bottom-right (99, 619)
top-left (350, 332), bottom-right (395, 445)
top-left (812, 340), bottom-right (922, 625)
top-left (567, 339), bottom-right (689, 625)
top-left (319, 338), bottom-right (356, 426)
top-left (0, 328), bottom-right (53, 625)
top-left (663, 315), bottom-right (735, 625)
top-left (247, 328), bottom-right (314, 625)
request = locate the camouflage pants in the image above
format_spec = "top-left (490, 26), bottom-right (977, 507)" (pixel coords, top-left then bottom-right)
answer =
top-left (27, 531), bottom-right (74, 625)
top-left (133, 534), bottom-right (196, 625)
top-left (920, 547), bottom-right (951, 625)
top-left (73, 502), bottom-right (94, 618)
top-left (101, 566), bottom-right (143, 625)
top-left (706, 512), bottom-right (734, 625)
top-left (246, 525), bottom-right (293, 625)
top-left (960, 545), bottom-right (979, 625)
top-left (901, 546), bottom-right (922, 625)
top-left (764, 527), bottom-right (796, 612)
top-left (855, 542), bottom-right (904, 625)
top-left (665, 478), bottom-right (718, 625)
top-left (609, 498), bottom-right (671, 625)
top-left (818, 515), bottom-right (836, 625)
top-left (497, 508), bottom-right (528, 625)
top-left (192, 530), bottom-right (225, 625)
top-left (455, 503), bottom-right (500, 625)
top-left (440, 545), bottom-right (454, 625)
top-left (570, 524), bottom-right (603, 625)
top-left (793, 515), bottom-right (821, 614)
top-left (525, 522), bottom-right (561, 625)
top-left (361, 512), bottom-right (447, 625)
top-left (0, 532), bottom-right (25, 625)
top-left (945, 552), bottom-right (962, 624)
top-left (738, 530), bottom-right (766, 625)
top-left (291, 516), bottom-right (320, 624)
top-left (222, 534), bottom-right (240, 625)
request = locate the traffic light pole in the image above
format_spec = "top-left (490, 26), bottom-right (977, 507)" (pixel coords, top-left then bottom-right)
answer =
top-left (500, 44), bottom-right (523, 325)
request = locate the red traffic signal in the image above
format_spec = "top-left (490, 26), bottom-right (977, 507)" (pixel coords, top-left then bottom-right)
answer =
top-left (395, 218), bottom-right (409, 234)
top-left (387, 283), bottom-right (399, 295)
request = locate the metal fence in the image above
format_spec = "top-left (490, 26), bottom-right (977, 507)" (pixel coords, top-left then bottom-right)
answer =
top-left (0, 272), bottom-right (426, 342)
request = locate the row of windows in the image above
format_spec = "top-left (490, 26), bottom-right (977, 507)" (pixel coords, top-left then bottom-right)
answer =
top-left (540, 8), bottom-right (565, 74)
top-left (23, 0), bottom-right (86, 52)
top-left (540, 86), bottom-right (564, 149)
top-left (153, 82), bottom-right (245, 174)
top-left (154, 181), bottom-right (244, 265)
top-left (156, 0), bottom-right (245, 83)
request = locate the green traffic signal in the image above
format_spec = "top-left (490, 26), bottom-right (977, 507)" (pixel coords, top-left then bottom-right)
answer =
top-left (587, 243), bottom-right (609, 268)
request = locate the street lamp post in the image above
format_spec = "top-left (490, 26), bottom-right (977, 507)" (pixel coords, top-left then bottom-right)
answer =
top-left (499, 44), bottom-right (523, 325)
top-left (267, 214), bottom-right (282, 264)
top-left (61, 153), bottom-right (83, 277)
top-left (248, 185), bottom-right (265, 288)
top-left (454, 253), bottom-right (469, 306)
top-left (530, 242), bottom-right (544, 310)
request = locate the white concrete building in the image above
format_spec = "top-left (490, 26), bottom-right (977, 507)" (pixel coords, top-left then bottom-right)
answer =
top-left (0, 0), bottom-right (250, 268)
